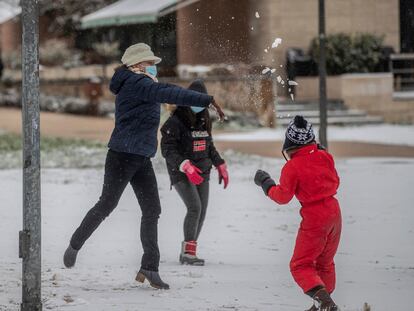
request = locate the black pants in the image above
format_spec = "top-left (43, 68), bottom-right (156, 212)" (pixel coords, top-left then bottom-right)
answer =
top-left (174, 179), bottom-right (209, 242)
top-left (70, 149), bottom-right (161, 271)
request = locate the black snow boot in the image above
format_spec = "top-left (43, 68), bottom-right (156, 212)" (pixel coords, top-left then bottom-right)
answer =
top-left (63, 244), bottom-right (79, 268)
top-left (312, 288), bottom-right (339, 311)
top-left (179, 241), bottom-right (205, 266)
top-left (136, 268), bottom-right (170, 290)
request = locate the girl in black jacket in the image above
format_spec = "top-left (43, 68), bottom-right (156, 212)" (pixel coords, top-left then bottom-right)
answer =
top-left (161, 80), bottom-right (229, 265)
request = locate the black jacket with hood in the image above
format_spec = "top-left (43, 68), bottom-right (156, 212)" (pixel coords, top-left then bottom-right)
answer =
top-left (160, 80), bottom-right (225, 185)
top-left (108, 67), bottom-right (213, 157)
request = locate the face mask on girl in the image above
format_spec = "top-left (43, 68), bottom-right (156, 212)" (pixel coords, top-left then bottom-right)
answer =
top-left (191, 106), bottom-right (206, 114)
top-left (145, 65), bottom-right (158, 77)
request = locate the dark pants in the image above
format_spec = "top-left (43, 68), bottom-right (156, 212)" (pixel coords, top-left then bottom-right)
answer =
top-left (174, 180), bottom-right (209, 242)
top-left (70, 149), bottom-right (161, 271)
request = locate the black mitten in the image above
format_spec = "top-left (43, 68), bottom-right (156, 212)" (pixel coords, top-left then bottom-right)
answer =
top-left (254, 170), bottom-right (276, 195)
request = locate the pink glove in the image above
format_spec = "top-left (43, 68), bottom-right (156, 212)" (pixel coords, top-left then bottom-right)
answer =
top-left (217, 163), bottom-right (229, 189)
top-left (180, 160), bottom-right (204, 185)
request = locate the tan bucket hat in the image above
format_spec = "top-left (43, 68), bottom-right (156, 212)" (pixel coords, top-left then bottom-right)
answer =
top-left (121, 43), bottom-right (162, 66)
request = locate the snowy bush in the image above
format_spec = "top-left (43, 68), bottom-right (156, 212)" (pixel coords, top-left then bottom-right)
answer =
top-left (40, 39), bottom-right (72, 66)
top-left (2, 49), bottom-right (22, 70)
top-left (309, 33), bottom-right (385, 75)
top-left (92, 41), bottom-right (120, 63)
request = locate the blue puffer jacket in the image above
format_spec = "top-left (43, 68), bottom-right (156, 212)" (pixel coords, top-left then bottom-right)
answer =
top-left (108, 68), bottom-right (213, 157)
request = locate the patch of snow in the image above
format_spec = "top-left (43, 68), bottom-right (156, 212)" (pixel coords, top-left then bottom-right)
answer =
top-left (255, 11), bottom-right (260, 18)
top-left (0, 1), bottom-right (21, 24)
top-left (288, 81), bottom-right (299, 86)
top-left (1, 155), bottom-right (413, 310)
top-left (215, 125), bottom-right (414, 146)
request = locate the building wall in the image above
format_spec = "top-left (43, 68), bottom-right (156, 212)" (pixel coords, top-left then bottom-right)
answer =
top-left (0, 18), bottom-right (21, 56)
top-left (178, 0), bottom-right (400, 66)
top-left (176, 0), bottom-right (251, 65)
top-left (251, 0), bottom-right (400, 66)
top-left (341, 73), bottom-right (414, 124)
top-left (0, 15), bottom-right (65, 59)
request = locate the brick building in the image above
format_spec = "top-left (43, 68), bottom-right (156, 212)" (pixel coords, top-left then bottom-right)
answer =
top-left (1, 0), bottom-right (412, 68)
top-left (177, 0), bottom-right (404, 66)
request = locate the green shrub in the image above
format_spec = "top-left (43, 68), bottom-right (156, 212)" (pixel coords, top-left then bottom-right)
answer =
top-left (309, 33), bottom-right (385, 75)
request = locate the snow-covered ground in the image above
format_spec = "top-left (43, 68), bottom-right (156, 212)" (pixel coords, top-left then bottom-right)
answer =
top-left (1, 154), bottom-right (413, 311)
top-left (215, 125), bottom-right (414, 146)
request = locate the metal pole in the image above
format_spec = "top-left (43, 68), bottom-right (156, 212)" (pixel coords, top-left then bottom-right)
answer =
top-left (318, 0), bottom-right (328, 148)
top-left (20, 0), bottom-right (42, 310)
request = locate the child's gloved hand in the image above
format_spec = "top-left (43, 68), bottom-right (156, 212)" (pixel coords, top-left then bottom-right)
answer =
top-left (217, 163), bottom-right (229, 189)
top-left (180, 160), bottom-right (204, 185)
top-left (254, 170), bottom-right (276, 195)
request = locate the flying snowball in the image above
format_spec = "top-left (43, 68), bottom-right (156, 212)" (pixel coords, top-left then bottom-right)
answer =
top-left (272, 38), bottom-right (282, 49)
top-left (262, 67), bottom-right (271, 74)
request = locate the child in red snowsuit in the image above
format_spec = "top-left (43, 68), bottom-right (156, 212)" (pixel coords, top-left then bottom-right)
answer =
top-left (254, 115), bottom-right (341, 311)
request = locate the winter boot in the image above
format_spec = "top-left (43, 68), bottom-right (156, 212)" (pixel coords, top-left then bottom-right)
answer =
top-left (312, 288), bottom-right (339, 311)
top-left (63, 244), bottom-right (79, 268)
top-left (135, 268), bottom-right (170, 290)
top-left (179, 241), bottom-right (205, 266)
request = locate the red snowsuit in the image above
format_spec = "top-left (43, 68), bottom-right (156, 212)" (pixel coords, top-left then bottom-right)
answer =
top-left (268, 143), bottom-right (341, 294)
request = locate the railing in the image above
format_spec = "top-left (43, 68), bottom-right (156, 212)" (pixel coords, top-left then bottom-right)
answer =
top-left (389, 53), bottom-right (414, 91)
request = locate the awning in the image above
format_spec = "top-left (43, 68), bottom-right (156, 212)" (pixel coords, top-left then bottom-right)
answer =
top-left (0, 2), bottom-right (21, 24)
top-left (81, 0), bottom-right (200, 29)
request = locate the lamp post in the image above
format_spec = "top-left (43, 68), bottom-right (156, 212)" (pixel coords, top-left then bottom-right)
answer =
top-left (318, 0), bottom-right (328, 148)
top-left (20, 0), bottom-right (42, 310)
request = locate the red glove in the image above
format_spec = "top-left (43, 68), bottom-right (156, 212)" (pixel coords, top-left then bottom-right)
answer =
top-left (180, 160), bottom-right (204, 185)
top-left (217, 163), bottom-right (229, 189)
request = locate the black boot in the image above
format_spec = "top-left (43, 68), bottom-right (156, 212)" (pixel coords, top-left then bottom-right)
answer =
top-left (136, 268), bottom-right (170, 290)
top-left (63, 244), bottom-right (79, 268)
top-left (312, 288), bottom-right (339, 311)
top-left (179, 241), bottom-right (205, 266)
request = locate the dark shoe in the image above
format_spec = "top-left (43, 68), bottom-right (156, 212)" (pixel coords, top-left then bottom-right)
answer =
top-left (312, 288), bottom-right (339, 311)
top-left (180, 241), bottom-right (205, 266)
top-left (179, 253), bottom-right (205, 266)
top-left (136, 268), bottom-right (170, 290)
top-left (63, 245), bottom-right (79, 268)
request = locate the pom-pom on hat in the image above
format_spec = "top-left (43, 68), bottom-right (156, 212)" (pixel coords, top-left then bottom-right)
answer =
top-left (282, 115), bottom-right (315, 151)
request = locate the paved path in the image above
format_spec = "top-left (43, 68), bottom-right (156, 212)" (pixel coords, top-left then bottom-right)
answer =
top-left (1, 107), bottom-right (414, 158)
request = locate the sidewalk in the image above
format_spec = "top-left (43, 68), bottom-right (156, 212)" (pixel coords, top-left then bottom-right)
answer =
top-left (0, 107), bottom-right (113, 141)
top-left (1, 107), bottom-right (414, 158)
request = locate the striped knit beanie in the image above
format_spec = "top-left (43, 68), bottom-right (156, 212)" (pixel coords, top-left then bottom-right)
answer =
top-left (282, 115), bottom-right (315, 151)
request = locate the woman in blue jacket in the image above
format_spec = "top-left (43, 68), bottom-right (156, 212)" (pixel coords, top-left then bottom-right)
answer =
top-left (63, 43), bottom-right (224, 290)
